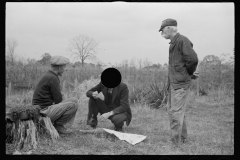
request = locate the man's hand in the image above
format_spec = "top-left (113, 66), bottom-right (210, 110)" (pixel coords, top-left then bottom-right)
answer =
top-left (98, 111), bottom-right (114, 121)
top-left (191, 71), bottom-right (199, 79)
top-left (92, 91), bottom-right (98, 99)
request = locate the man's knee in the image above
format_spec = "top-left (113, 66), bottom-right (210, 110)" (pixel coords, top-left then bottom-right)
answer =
top-left (110, 113), bottom-right (127, 127)
top-left (66, 101), bottom-right (79, 113)
top-left (88, 98), bottom-right (105, 111)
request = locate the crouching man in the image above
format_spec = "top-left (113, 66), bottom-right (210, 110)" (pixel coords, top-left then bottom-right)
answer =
top-left (86, 67), bottom-right (132, 132)
top-left (32, 55), bottom-right (79, 134)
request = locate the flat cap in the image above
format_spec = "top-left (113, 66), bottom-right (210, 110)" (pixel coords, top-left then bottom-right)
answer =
top-left (159, 18), bottom-right (177, 32)
top-left (50, 55), bottom-right (70, 66)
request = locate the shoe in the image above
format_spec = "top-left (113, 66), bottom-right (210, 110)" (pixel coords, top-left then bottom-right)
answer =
top-left (54, 124), bottom-right (72, 134)
top-left (114, 127), bottom-right (123, 132)
top-left (181, 138), bottom-right (187, 143)
top-left (87, 118), bottom-right (98, 129)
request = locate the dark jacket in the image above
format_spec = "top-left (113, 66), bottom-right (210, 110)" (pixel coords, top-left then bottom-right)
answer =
top-left (86, 82), bottom-right (132, 126)
top-left (32, 70), bottom-right (62, 109)
top-left (168, 33), bottom-right (198, 90)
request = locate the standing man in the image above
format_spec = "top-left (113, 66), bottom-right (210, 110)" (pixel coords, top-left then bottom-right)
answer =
top-left (86, 67), bottom-right (132, 132)
top-left (159, 18), bottom-right (199, 146)
top-left (32, 55), bottom-right (79, 134)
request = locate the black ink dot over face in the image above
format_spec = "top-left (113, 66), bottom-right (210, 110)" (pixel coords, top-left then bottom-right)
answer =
top-left (101, 68), bottom-right (122, 88)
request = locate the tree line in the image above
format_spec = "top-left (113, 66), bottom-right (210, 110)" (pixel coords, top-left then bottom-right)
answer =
top-left (6, 35), bottom-right (99, 67)
top-left (6, 36), bottom-right (234, 99)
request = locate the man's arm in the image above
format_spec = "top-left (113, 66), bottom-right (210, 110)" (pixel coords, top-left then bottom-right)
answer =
top-left (112, 84), bottom-right (130, 115)
top-left (182, 39), bottom-right (198, 75)
top-left (86, 82), bottom-right (102, 98)
top-left (50, 78), bottom-right (63, 104)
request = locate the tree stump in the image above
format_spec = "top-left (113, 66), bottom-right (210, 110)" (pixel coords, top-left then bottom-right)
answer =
top-left (6, 104), bottom-right (59, 154)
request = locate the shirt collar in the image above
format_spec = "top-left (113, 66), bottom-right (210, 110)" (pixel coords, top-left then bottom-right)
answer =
top-left (49, 70), bottom-right (59, 78)
top-left (169, 33), bottom-right (180, 44)
top-left (108, 88), bottom-right (113, 94)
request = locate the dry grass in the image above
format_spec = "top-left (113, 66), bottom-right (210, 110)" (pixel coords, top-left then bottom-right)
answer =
top-left (6, 76), bottom-right (234, 155)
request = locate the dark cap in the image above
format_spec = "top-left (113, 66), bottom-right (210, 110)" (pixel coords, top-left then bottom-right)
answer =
top-left (159, 18), bottom-right (177, 32)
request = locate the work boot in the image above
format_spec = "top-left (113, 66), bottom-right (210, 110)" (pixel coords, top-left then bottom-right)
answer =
top-left (87, 117), bottom-right (98, 129)
top-left (54, 124), bottom-right (72, 134)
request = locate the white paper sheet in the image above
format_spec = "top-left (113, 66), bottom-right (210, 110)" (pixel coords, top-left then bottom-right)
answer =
top-left (102, 128), bottom-right (147, 145)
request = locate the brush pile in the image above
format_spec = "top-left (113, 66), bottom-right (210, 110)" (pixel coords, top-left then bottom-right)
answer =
top-left (6, 104), bottom-right (59, 154)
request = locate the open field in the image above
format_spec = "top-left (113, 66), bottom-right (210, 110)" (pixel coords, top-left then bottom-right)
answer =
top-left (6, 87), bottom-right (234, 155)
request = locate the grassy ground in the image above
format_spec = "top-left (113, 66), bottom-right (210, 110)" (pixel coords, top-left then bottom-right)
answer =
top-left (6, 91), bottom-right (233, 155)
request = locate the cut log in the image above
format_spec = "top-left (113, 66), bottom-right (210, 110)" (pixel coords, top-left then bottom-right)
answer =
top-left (6, 104), bottom-right (59, 154)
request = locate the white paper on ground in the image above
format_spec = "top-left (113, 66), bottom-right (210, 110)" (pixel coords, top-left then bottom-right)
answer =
top-left (102, 128), bottom-right (147, 145)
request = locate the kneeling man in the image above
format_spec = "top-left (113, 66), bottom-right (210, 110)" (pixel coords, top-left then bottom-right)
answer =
top-left (86, 68), bottom-right (132, 132)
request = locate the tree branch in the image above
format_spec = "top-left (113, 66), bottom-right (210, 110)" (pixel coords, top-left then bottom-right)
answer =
top-left (68, 35), bottom-right (98, 65)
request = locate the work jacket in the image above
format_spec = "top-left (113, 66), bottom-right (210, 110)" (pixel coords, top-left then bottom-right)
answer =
top-left (86, 82), bottom-right (132, 126)
top-left (32, 70), bottom-right (62, 109)
top-left (168, 33), bottom-right (198, 90)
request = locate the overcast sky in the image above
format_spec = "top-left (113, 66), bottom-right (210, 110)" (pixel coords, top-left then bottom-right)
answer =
top-left (6, 2), bottom-right (234, 66)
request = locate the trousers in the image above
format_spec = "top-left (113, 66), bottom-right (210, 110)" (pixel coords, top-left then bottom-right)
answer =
top-left (167, 86), bottom-right (190, 145)
top-left (87, 98), bottom-right (127, 128)
top-left (41, 97), bottom-right (79, 128)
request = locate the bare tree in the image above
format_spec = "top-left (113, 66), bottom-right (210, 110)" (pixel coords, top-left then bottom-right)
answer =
top-left (68, 35), bottom-right (98, 67)
top-left (6, 38), bottom-right (18, 65)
